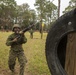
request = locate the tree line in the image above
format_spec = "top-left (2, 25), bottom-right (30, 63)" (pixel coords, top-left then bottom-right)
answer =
top-left (0, 0), bottom-right (75, 32)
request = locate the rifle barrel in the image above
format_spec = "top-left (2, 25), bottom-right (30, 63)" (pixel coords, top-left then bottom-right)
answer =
top-left (16, 24), bottom-right (35, 39)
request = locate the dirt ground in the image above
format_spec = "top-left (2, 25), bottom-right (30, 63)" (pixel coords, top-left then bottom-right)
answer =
top-left (0, 69), bottom-right (31, 75)
top-left (0, 64), bottom-right (31, 75)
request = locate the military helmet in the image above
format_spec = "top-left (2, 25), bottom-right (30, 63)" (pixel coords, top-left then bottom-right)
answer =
top-left (12, 24), bottom-right (21, 31)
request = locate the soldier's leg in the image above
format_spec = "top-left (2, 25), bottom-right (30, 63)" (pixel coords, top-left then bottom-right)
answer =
top-left (8, 50), bottom-right (16, 72)
top-left (18, 51), bottom-right (27, 75)
top-left (32, 33), bottom-right (33, 39)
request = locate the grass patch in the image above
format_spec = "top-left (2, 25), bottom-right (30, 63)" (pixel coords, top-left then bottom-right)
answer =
top-left (0, 31), bottom-right (51, 75)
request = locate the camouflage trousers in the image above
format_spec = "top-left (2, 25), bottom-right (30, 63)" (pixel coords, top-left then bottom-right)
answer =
top-left (8, 50), bottom-right (27, 75)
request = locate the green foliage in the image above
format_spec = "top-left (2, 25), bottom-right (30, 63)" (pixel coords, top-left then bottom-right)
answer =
top-left (45, 1), bottom-right (57, 22)
top-left (63, 0), bottom-right (76, 14)
top-left (34, 0), bottom-right (47, 19)
top-left (0, 1), bottom-right (36, 30)
top-left (0, 0), bottom-right (17, 30)
top-left (0, 0), bottom-right (57, 32)
top-left (16, 4), bottom-right (36, 28)
top-left (30, 9), bottom-right (36, 23)
top-left (34, 0), bottom-right (57, 31)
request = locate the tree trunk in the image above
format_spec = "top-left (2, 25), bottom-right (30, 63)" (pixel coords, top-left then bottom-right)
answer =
top-left (58, 0), bottom-right (60, 17)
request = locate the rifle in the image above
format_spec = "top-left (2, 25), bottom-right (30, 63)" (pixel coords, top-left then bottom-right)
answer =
top-left (16, 23), bottom-right (35, 39)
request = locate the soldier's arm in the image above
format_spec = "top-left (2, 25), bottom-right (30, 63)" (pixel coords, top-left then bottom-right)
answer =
top-left (21, 34), bottom-right (27, 44)
top-left (18, 34), bottom-right (27, 44)
top-left (23, 35), bottom-right (27, 43)
top-left (6, 35), bottom-right (14, 46)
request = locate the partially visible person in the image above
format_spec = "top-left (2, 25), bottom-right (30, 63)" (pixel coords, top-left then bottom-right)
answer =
top-left (29, 29), bottom-right (34, 39)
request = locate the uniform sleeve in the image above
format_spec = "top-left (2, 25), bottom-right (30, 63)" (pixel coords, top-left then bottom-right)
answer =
top-left (6, 35), bottom-right (13, 46)
top-left (21, 35), bottom-right (27, 44)
top-left (17, 34), bottom-right (27, 44)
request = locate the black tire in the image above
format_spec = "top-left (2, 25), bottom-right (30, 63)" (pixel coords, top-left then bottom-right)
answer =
top-left (45, 8), bottom-right (76, 75)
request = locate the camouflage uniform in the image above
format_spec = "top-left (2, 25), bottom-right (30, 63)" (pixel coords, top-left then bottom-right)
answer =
top-left (6, 25), bottom-right (27, 75)
top-left (29, 29), bottom-right (34, 39)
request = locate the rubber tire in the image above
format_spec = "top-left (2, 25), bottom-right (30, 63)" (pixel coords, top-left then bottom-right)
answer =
top-left (45, 8), bottom-right (76, 75)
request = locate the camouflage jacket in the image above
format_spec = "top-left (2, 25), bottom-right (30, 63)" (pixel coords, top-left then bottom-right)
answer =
top-left (6, 33), bottom-right (27, 52)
